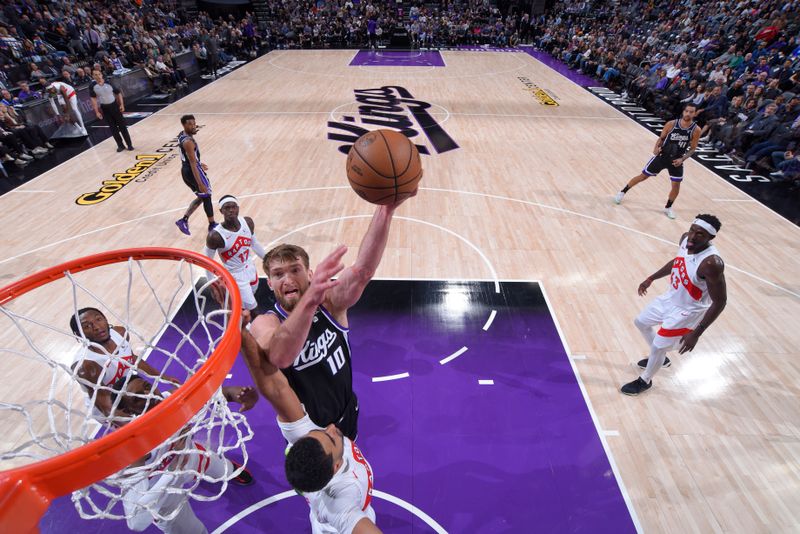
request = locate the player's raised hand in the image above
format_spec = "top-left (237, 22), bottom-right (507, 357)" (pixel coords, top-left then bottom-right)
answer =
top-left (223, 386), bottom-right (259, 412)
top-left (307, 245), bottom-right (347, 306)
top-left (386, 171), bottom-right (421, 211)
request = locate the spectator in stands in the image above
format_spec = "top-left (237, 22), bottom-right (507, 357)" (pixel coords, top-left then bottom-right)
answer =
top-left (61, 70), bottom-right (75, 85)
top-left (84, 26), bottom-right (103, 57)
top-left (737, 102), bottom-right (780, 152)
top-left (28, 62), bottom-right (47, 81)
top-left (61, 57), bottom-right (78, 77)
top-left (0, 103), bottom-right (52, 155)
top-left (0, 123), bottom-right (37, 164)
top-left (0, 90), bottom-right (19, 106)
top-left (73, 68), bottom-right (92, 86)
top-left (16, 81), bottom-right (41, 102)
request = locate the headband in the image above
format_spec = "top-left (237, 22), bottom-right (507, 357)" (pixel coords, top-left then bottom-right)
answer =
top-left (692, 218), bottom-right (717, 236)
top-left (218, 196), bottom-right (238, 208)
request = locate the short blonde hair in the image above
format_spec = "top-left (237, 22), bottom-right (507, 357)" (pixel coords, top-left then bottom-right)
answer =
top-left (263, 244), bottom-right (309, 274)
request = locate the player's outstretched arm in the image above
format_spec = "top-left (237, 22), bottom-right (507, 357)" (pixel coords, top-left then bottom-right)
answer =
top-left (679, 256), bottom-right (726, 354)
top-left (327, 192), bottom-right (416, 314)
top-left (240, 324), bottom-right (304, 422)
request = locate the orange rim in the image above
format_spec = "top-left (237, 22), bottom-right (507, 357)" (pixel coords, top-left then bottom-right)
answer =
top-left (0, 248), bottom-right (242, 533)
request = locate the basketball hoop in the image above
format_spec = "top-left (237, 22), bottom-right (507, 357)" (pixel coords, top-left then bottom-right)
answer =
top-left (0, 248), bottom-right (243, 533)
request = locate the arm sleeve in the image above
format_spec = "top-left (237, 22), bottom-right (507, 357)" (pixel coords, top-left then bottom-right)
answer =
top-left (203, 245), bottom-right (217, 280)
top-left (251, 235), bottom-right (266, 259)
top-left (278, 413), bottom-right (321, 444)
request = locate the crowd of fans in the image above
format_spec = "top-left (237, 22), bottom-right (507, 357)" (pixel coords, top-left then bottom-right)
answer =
top-left (530, 0), bottom-right (800, 186)
top-left (259, 0), bottom-right (522, 49)
top-left (0, 0), bottom-right (260, 170)
top-left (1, 0), bottom-right (799, 189)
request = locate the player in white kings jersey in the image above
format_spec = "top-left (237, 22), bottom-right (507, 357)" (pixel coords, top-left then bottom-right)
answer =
top-left (621, 214), bottom-right (727, 395)
top-left (204, 195), bottom-right (267, 314)
top-left (239, 325), bottom-right (379, 534)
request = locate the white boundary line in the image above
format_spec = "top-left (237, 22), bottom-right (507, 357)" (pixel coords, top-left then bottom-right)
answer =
top-left (478, 379), bottom-right (494, 385)
top-left (522, 50), bottom-right (800, 231)
top-left (262, 214), bottom-right (501, 294)
top-left (439, 346), bottom-right (468, 365)
top-left (581, 88), bottom-right (800, 232)
top-left (266, 48), bottom-right (528, 80)
top-left (372, 372), bottom-right (410, 382)
top-left (539, 282), bottom-right (643, 533)
top-left (1, 185), bottom-right (795, 300)
top-left (210, 489), bottom-right (448, 533)
top-left (482, 309), bottom-right (497, 331)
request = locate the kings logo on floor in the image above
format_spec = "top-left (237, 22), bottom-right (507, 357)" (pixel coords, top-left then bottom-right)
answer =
top-left (327, 86), bottom-right (460, 156)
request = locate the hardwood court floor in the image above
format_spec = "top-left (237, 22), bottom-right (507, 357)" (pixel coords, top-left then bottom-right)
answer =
top-left (0, 50), bottom-right (798, 533)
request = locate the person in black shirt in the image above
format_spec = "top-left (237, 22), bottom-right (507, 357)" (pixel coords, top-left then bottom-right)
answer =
top-left (246, 195), bottom-right (417, 440)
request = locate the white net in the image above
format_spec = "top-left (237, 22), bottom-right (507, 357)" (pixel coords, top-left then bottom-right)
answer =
top-left (0, 254), bottom-right (253, 525)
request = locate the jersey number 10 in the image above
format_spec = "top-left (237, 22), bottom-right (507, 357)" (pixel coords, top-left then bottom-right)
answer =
top-left (327, 346), bottom-right (346, 375)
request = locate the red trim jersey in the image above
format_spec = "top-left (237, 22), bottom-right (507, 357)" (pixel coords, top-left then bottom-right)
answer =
top-left (279, 414), bottom-right (375, 533)
top-left (216, 217), bottom-right (256, 277)
top-left (664, 237), bottom-right (720, 313)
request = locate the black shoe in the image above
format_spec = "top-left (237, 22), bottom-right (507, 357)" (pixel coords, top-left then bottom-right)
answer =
top-left (127, 146), bottom-right (135, 151)
top-left (637, 356), bottom-right (671, 369)
top-left (230, 460), bottom-right (254, 486)
top-left (116, 146), bottom-right (125, 152)
top-left (621, 377), bottom-right (652, 395)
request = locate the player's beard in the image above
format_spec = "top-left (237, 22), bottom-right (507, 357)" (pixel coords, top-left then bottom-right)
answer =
top-left (276, 286), bottom-right (305, 312)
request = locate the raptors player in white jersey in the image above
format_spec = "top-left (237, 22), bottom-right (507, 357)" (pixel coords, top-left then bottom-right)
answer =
top-left (621, 214), bottom-right (727, 395)
top-left (204, 195), bottom-right (266, 313)
top-left (70, 307), bottom-right (181, 423)
top-left (239, 325), bottom-right (380, 533)
top-left (113, 375), bottom-right (257, 534)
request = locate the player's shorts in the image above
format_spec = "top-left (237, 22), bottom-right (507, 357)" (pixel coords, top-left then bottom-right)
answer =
top-left (181, 166), bottom-right (212, 196)
top-left (232, 267), bottom-right (259, 311)
top-left (636, 293), bottom-right (706, 349)
top-left (642, 155), bottom-right (684, 181)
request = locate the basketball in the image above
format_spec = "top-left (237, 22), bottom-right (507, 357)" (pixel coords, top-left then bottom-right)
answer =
top-left (346, 129), bottom-right (422, 205)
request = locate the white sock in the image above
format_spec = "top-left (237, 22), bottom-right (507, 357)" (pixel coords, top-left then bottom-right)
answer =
top-left (640, 345), bottom-right (668, 383)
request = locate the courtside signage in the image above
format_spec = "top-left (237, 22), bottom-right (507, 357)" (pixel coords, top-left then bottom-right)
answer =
top-left (75, 127), bottom-right (205, 206)
top-left (517, 77), bottom-right (559, 106)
